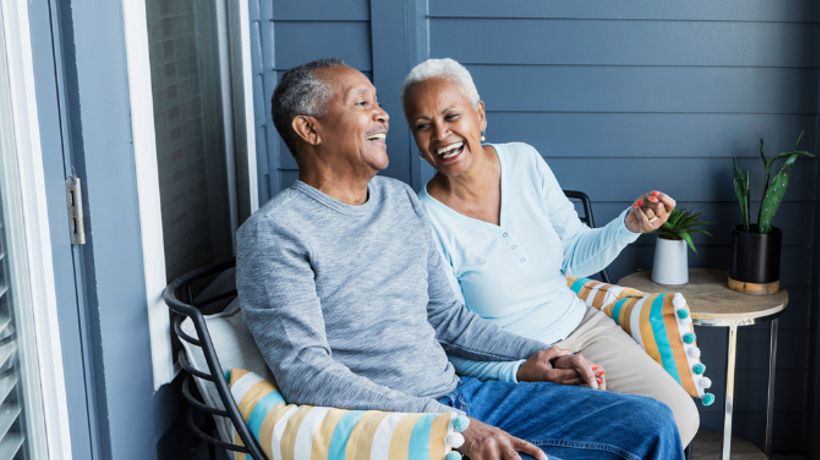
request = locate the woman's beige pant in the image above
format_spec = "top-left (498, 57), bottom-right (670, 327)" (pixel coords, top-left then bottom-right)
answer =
top-left (554, 307), bottom-right (700, 446)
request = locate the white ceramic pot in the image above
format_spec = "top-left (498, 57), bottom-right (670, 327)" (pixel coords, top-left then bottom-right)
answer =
top-left (651, 237), bottom-right (689, 285)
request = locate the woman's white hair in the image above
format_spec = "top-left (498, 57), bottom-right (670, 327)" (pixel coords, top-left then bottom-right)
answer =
top-left (401, 58), bottom-right (481, 109)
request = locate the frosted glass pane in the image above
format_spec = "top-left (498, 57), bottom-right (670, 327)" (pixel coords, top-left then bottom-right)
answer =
top-left (147, 0), bottom-right (234, 282)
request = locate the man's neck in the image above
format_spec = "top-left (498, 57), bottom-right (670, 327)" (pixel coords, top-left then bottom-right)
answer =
top-left (299, 169), bottom-right (372, 205)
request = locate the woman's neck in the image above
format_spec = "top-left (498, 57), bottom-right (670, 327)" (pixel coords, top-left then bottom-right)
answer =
top-left (434, 145), bottom-right (499, 202)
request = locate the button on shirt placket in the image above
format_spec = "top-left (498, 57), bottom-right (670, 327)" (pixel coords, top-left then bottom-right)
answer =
top-left (502, 231), bottom-right (526, 263)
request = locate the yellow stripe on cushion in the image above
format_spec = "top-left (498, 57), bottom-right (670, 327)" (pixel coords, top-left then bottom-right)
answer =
top-left (311, 408), bottom-right (347, 460)
top-left (234, 432), bottom-right (246, 460)
top-left (579, 280), bottom-right (597, 301)
top-left (280, 406), bottom-right (315, 460)
top-left (592, 284), bottom-right (611, 309)
top-left (619, 297), bottom-right (640, 336)
top-left (387, 413), bottom-right (422, 460)
top-left (344, 411), bottom-right (390, 460)
top-left (639, 295), bottom-right (661, 362)
top-left (663, 295), bottom-right (697, 395)
top-left (238, 380), bottom-right (277, 422)
top-left (260, 403), bottom-right (295, 457)
top-left (230, 368), bottom-right (249, 385)
top-left (427, 414), bottom-right (450, 459)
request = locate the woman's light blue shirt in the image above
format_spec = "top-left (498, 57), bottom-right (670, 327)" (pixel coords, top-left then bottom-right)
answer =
top-left (420, 142), bottom-right (640, 382)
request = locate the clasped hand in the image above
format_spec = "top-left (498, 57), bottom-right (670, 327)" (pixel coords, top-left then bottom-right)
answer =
top-left (516, 347), bottom-right (605, 390)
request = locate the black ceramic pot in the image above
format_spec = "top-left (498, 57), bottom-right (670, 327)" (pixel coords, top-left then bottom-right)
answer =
top-left (729, 225), bottom-right (781, 284)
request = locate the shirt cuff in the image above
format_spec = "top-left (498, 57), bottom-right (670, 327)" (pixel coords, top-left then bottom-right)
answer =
top-left (505, 359), bottom-right (527, 383)
top-left (616, 207), bottom-right (642, 244)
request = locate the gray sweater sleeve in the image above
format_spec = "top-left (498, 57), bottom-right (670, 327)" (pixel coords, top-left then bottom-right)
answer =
top-left (237, 217), bottom-right (452, 413)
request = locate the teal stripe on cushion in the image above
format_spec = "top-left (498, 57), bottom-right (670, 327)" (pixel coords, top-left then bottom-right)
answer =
top-left (408, 413), bottom-right (436, 460)
top-left (247, 390), bottom-right (286, 437)
top-left (610, 298), bottom-right (630, 326)
top-left (569, 278), bottom-right (590, 294)
top-left (328, 410), bottom-right (365, 460)
top-left (649, 294), bottom-right (682, 384)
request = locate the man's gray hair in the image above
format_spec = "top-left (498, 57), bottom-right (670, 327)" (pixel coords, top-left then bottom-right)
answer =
top-left (271, 57), bottom-right (346, 157)
top-left (401, 58), bottom-right (480, 109)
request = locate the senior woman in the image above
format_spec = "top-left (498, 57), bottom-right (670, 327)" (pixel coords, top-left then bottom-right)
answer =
top-left (401, 58), bottom-right (699, 445)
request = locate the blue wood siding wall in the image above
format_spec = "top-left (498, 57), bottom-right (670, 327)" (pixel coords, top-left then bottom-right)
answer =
top-left (249, 0), bottom-right (373, 203)
top-left (251, 0), bottom-right (820, 452)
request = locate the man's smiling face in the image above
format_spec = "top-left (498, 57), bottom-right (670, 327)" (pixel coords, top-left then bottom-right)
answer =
top-left (312, 65), bottom-right (390, 175)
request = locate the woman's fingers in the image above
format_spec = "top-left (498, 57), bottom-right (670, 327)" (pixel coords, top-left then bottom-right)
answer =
top-left (570, 354), bottom-right (597, 388)
top-left (628, 191), bottom-right (677, 233)
top-left (632, 205), bottom-right (652, 230)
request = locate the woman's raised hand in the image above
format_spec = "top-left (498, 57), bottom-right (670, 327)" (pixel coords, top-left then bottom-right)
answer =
top-left (625, 191), bottom-right (676, 234)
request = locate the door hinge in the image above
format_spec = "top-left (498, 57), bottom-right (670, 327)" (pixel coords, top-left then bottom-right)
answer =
top-left (65, 177), bottom-right (86, 245)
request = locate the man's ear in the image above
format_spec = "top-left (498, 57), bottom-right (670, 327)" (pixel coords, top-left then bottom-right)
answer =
top-left (477, 100), bottom-right (487, 132)
top-left (291, 116), bottom-right (321, 146)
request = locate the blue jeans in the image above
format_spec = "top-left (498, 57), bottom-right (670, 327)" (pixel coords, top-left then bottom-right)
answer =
top-left (438, 377), bottom-right (684, 460)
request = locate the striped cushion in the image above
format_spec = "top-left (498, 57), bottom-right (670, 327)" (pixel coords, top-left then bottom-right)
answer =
top-left (226, 368), bottom-right (465, 460)
top-left (567, 277), bottom-right (714, 405)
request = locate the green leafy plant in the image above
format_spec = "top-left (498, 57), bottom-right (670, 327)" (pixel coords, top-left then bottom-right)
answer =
top-left (733, 131), bottom-right (815, 233)
top-left (654, 208), bottom-right (712, 254)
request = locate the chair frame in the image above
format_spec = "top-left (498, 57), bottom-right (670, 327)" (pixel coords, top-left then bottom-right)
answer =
top-left (563, 189), bottom-right (611, 283)
top-left (163, 259), bottom-right (266, 459)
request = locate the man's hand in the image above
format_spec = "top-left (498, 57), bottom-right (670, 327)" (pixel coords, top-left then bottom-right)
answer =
top-left (517, 348), bottom-right (604, 389)
top-left (552, 353), bottom-right (603, 389)
top-left (460, 417), bottom-right (547, 460)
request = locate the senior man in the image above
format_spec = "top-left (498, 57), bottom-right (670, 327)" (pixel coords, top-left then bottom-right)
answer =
top-left (236, 58), bottom-right (684, 460)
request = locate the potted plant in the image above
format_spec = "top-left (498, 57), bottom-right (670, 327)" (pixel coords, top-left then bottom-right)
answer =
top-left (730, 132), bottom-right (815, 294)
top-left (651, 208), bottom-right (712, 285)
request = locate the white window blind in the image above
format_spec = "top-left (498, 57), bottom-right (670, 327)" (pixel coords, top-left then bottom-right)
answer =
top-left (0, 223), bottom-right (25, 459)
top-left (0, 4), bottom-right (43, 457)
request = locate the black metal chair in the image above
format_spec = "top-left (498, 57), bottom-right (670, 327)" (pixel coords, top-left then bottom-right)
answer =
top-left (563, 189), bottom-right (612, 283)
top-left (162, 191), bottom-right (607, 459)
top-left (163, 259), bottom-right (266, 459)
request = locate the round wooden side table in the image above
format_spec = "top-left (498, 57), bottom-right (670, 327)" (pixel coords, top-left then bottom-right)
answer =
top-left (618, 268), bottom-right (788, 460)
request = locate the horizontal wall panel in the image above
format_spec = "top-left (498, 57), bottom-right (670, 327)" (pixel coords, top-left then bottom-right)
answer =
top-left (273, 0), bottom-right (369, 21)
top-left (432, 19), bottom-right (820, 67)
top-left (486, 113), bottom-right (815, 158)
top-left (695, 369), bottom-right (807, 412)
top-left (273, 21), bottom-right (371, 70)
top-left (549, 157), bottom-right (818, 202)
top-left (737, 332), bottom-right (810, 372)
top-left (430, 0), bottom-right (820, 23)
top-left (588, 202), bottom-right (814, 247)
top-left (466, 65), bottom-right (819, 114)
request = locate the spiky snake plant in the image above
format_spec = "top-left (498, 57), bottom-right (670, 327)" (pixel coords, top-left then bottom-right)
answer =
top-left (732, 131), bottom-right (815, 234)
top-left (654, 208), bottom-right (712, 254)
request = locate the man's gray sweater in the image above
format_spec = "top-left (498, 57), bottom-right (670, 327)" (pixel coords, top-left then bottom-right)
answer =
top-left (236, 176), bottom-right (547, 413)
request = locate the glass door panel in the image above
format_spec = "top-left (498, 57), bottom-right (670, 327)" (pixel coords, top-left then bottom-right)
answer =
top-left (0, 4), bottom-right (48, 458)
top-left (146, 0), bottom-right (236, 283)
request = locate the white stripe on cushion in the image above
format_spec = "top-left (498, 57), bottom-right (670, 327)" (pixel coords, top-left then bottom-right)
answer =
top-left (629, 296), bottom-right (647, 348)
top-left (230, 371), bottom-right (264, 402)
top-left (294, 406), bottom-right (330, 459)
top-left (370, 412), bottom-right (403, 460)
top-left (270, 405), bottom-right (298, 460)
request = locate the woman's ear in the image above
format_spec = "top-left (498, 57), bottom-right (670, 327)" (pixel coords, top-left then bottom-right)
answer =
top-left (478, 100), bottom-right (487, 132)
top-left (291, 116), bottom-right (321, 146)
